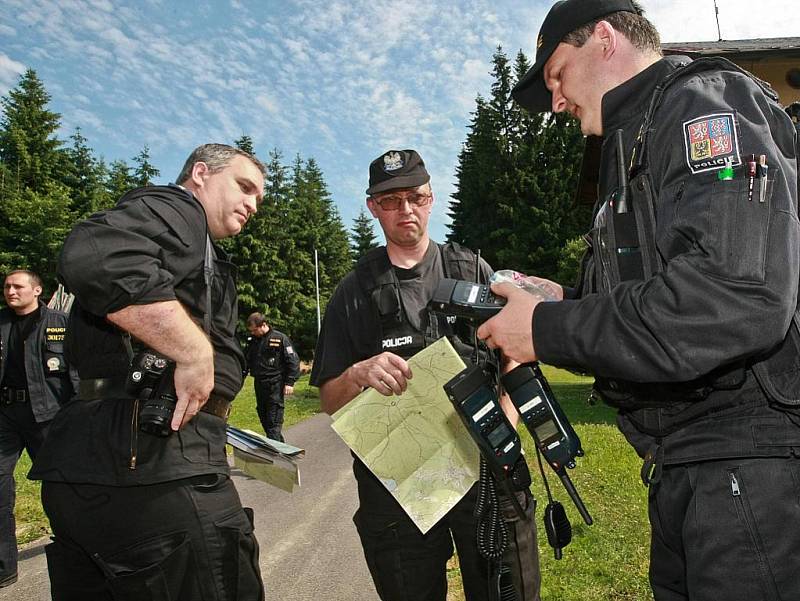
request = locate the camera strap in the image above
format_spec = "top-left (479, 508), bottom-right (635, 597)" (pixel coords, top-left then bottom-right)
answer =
top-left (121, 332), bottom-right (134, 362)
top-left (203, 235), bottom-right (214, 335)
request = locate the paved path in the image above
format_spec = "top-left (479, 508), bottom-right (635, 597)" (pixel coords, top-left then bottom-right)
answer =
top-left (1, 413), bottom-right (378, 601)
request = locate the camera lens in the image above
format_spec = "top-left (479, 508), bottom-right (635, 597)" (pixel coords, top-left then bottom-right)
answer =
top-left (139, 398), bottom-right (175, 437)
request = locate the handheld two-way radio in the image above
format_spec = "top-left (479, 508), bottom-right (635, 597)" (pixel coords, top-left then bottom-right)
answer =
top-left (502, 364), bottom-right (593, 529)
top-left (436, 278), bottom-right (521, 482)
top-left (443, 364), bottom-right (521, 480)
top-left (429, 276), bottom-right (593, 559)
top-left (429, 278), bottom-right (505, 322)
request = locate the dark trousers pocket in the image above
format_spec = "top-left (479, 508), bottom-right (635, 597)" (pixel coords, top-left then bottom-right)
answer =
top-left (93, 531), bottom-right (200, 601)
top-left (46, 537), bottom-right (111, 601)
top-left (499, 490), bottom-right (541, 601)
top-left (354, 508), bottom-right (452, 601)
top-left (214, 511), bottom-right (264, 601)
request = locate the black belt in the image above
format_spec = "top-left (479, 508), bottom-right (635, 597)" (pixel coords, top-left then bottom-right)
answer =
top-left (1, 387), bottom-right (29, 404)
top-left (77, 378), bottom-right (232, 420)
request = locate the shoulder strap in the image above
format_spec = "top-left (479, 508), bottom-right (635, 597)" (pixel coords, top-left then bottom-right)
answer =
top-left (440, 242), bottom-right (479, 282)
top-left (355, 246), bottom-right (403, 326)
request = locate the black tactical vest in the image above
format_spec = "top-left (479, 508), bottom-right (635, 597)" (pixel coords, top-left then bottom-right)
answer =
top-left (355, 242), bottom-right (479, 362)
top-left (587, 58), bottom-right (800, 435)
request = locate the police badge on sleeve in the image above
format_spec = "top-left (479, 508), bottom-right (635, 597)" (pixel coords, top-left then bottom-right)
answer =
top-left (682, 112), bottom-right (741, 174)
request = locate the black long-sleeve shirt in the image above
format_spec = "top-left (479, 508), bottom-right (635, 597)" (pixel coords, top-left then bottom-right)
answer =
top-left (31, 185), bottom-right (244, 485)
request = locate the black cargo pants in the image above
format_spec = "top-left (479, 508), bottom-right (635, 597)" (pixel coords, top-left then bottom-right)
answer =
top-left (354, 482), bottom-right (540, 601)
top-left (41, 473), bottom-right (264, 601)
top-left (253, 379), bottom-right (285, 442)
top-left (0, 401), bottom-right (49, 581)
top-left (649, 456), bottom-right (800, 601)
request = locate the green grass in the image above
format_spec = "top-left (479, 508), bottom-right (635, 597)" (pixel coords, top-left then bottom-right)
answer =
top-left (447, 365), bottom-right (652, 601)
top-left (14, 369), bottom-right (652, 599)
top-left (226, 373), bottom-right (322, 433)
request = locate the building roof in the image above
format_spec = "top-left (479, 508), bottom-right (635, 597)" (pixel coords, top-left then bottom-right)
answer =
top-left (662, 37), bottom-right (800, 59)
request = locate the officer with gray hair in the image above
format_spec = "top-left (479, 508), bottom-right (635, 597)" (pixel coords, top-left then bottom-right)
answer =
top-left (31, 143), bottom-right (268, 601)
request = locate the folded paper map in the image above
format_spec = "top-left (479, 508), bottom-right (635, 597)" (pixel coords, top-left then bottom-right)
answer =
top-left (332, 337), bottom-right (480, 533)
top-left (227, 426), bottom-right (304, 493)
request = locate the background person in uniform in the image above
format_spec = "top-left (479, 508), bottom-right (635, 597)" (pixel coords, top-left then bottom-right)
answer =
top-left (0, 269), bottom-right (77, 589)
top-left (479, 1), bottom-right (800, 599)
top-left (311, 149), bottom-right (541, 601)
top-left (245, 313), bottom-right (299, 442)
top-left (29, 144), bottom-right (268, 601)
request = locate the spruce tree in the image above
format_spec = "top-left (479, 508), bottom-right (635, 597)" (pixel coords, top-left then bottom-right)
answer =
top-left (283, 156), bottom-right (351, 353)
top-left (0, 182), bottom-right (75, 291)
top-left (234, 134), bottom-right (255, 155)
top-left (62, 128), bottom-right (107, 217)
top-left (0, 69), bottom-right (64, 193)
top-left (448, 46), bottom-right (589, 279)
top-left (105, 159), bottom-right (135, 201)
top-left (224, 147), bottom-right (292, 337)
top-left (132, 145), bottom-right (160, 187)
top-left (351, 208), bottom-right (378, 261)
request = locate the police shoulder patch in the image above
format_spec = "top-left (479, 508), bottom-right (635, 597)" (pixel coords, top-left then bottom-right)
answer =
top-left (682, 112), bottom-right (741, 174)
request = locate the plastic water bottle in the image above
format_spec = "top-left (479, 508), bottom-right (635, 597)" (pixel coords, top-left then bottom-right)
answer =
top-left (489, 269), bottom-right (560, 302)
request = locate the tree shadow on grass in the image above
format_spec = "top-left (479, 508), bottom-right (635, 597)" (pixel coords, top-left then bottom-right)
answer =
top-left (548, 382), bottom-right (617, 426)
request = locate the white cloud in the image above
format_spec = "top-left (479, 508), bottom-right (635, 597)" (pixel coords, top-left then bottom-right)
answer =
top-left (5, 0), bottom-right (798, 243)
top-left (255, 93), bottom-right (279, 113)
top-left (644, 0), bottom-right (800, 42)
top-left (0, 53), bottom-right (26, 93)
top-left (70, 108), bottom-right (105, 131)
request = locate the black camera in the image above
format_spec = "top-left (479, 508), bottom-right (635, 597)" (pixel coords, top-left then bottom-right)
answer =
top-left (125, 349), bottom-right (177, 437)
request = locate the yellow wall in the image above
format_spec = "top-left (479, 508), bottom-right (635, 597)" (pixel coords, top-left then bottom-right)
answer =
top-left (730, 56), bottom-right (800, 105)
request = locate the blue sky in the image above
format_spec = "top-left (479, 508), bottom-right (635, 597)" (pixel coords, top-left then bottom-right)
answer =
top-left (1, 0), bottom-right (799, 243)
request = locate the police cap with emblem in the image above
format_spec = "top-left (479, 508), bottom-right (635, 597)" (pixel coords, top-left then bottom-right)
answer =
top-left (511, 0), bottom-right (638, 113)
top-left (366, 149), bottom-right (430, 195)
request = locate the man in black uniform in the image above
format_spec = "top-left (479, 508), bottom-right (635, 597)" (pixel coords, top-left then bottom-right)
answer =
top-left (1, 270), bottom-right (76, 588)
top-left (245, 312), bottom-right (299, 442)
top-left (311, 149), bottom-right (540, 601)
top-left (29, 144), bottom-right (267, 601)
top-left (480, 1), bottom-right (800, 599)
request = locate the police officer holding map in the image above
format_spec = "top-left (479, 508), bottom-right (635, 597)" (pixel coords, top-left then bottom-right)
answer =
top-left (311, 149), bottom-right (541, 601)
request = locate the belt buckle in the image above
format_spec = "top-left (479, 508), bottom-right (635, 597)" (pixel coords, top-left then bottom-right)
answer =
top-left (15, 390), bottom-right (26, 403)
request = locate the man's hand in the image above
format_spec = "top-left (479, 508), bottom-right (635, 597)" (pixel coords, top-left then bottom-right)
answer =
top-left (348, 352), bottom-right (413, 396)
top-left (107, 300), bottom-right (215, 432)
top-left (319, 352), bottom-right (413, 415)
top-left (284, 384), bottom-right (295, 396)
top-left (477, 281), bottom-right (542, 364)
top-left (170, 344), bottom-right (215, 431)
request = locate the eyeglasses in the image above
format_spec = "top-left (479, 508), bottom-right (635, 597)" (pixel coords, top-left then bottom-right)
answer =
top-left (371, 193), bottom-right (433, 211)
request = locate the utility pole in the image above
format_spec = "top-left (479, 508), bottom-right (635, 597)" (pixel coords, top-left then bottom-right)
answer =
top-left (314, 248), bottom-right (321, 334)
top-left (713, 0), bottom-right (723, 42)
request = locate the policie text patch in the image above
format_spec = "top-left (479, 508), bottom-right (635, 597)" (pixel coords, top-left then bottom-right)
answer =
top-left (682, 112), bottom-right (741, 174)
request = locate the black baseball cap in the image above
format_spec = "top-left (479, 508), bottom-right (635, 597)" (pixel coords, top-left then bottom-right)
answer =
top-left (366, 149), bottom-right (430, 195)
top-left (511, 0), bottom-right (638, 113)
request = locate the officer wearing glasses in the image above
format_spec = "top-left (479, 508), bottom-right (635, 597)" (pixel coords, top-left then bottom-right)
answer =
top-left (311, 149), bottom-right (541, 601)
